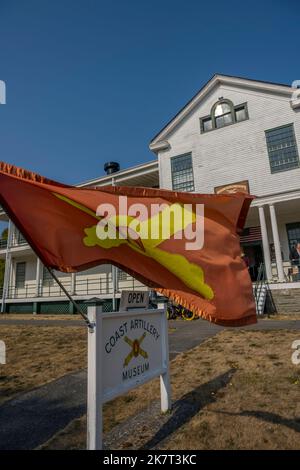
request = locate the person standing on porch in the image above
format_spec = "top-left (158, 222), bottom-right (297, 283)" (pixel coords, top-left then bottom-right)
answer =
top-left (289, 244), bottom-right (300, 280)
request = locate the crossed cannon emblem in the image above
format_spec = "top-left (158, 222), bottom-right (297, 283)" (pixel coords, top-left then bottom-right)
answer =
top-left (123, 332), bottom-right (148, 367)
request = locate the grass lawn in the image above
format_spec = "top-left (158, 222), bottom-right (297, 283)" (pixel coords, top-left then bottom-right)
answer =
top-left (0, 325), bottom-right (86, 404)
top-left (1, 324), bottom-right (300, 449)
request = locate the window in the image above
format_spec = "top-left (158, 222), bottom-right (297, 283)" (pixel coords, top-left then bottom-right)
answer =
top-left (287, 223), bottom-right (300, 251)
top-left (200, 100), bottom-right (248, 133)
top-left (16, 262), bottom-right (26, 288)
top-left (265, 124), bottom-right (300, 173)
top-left (214, 102), bottom-right (233, 128)
top-left (118, 270), bottom-right (128, 281)
top-left (171, 153), bottom-right (195, 192)
top-left (235, 106), bottom-right (247, 122)
top-left (43, 266), bottom-right (54, 286)
top-left (202, 117), bottom-right (212, 132)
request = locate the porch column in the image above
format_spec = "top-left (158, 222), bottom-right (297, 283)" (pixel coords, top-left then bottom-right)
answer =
top-left (269, 204), bottom-right (285, 282)
top-left (258, 206), bottom-right (272, 281)
top-left (35, 257), bottom-right (42, 297)
top-left (71, 273), bottom-right (76, 295)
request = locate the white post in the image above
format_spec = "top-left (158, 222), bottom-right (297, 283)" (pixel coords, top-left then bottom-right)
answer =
top-left (258, 206), bottom-right (272, 281)
top-left (35, 257), bottom-right (42, 297)
top-left (71, 273), bottom-right (76, 295)
top-left (1, 220), bottom-right (13, 313)
top-left (0, 340), bottom-right (6, 364)
top-left (87, 305), bottom-right (103, 450)
top-left (160, 306), bottom-right (171, 412)
top-left (269, 204), bottom-right (285, 282)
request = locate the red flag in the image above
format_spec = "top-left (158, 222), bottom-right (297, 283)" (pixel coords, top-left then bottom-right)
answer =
top-left (0, 162), bottom-right (256, 326)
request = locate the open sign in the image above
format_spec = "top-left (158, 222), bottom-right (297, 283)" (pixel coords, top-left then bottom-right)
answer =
top-left (119, 290), bottom-right (150, 310)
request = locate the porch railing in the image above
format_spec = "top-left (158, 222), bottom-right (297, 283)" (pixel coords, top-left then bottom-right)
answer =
top-left (11, 234), bottom-right (27, 247)
top-left (0, 235), bottom-right (28, 250)
top-left (3, 273), bottom-right (145, 300)
top-left (285, 260), bottom-right (300, 282)
top-left (269, 259), bottom-right (300, 282)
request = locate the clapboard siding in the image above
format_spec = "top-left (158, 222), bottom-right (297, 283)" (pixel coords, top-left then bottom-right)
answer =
top-left (158, 83), bottom-right (300, 197)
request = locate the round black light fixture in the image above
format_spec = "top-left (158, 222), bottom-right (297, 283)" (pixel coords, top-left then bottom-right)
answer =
top-left (104, 162), bottom-right (120, 175)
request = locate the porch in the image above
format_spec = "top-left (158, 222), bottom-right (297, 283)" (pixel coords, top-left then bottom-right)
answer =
top-left (243, 191), bottom-right (300, 285)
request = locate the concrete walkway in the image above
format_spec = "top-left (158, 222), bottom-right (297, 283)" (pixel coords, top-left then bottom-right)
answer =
top-left (0, 370), bottom-right (86, 450)
top-left (0, 318), bottom-right (299, 449)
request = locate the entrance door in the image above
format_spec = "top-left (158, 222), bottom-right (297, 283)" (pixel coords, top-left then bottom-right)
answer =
top-left (287, 222), bottom-right (300, 251)
top-left (242, 243), bottom-right (264, 281)
top-left (240, 226), bottom-right (264, 281)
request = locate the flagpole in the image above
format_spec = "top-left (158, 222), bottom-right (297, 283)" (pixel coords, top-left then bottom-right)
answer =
top-left (111, 176), bottom-right (118, 311)
top-left (46, 267), bottom-right (95, 330)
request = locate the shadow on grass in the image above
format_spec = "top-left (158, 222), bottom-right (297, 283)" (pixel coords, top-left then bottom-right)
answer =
top-left (216, 409), bottom-right (300, 433)
top-left (0, 371), bottom-right (86, 450)
top-left (141, 368), bottom-right (236, 450)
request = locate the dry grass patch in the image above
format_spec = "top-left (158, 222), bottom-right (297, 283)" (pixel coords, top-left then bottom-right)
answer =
top-left (41, 329), bottom-right (300, 450)
top-left (0, 323), bottom-right (174, 406)
top-left (0, 325), bottom-right (86, 404)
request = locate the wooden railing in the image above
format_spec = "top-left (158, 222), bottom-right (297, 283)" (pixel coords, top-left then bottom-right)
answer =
top-left (4, 273), bottom-right (145, 299)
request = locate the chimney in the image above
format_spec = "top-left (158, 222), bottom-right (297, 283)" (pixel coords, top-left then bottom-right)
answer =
top-left (104, 162), bottom-right (120, 175)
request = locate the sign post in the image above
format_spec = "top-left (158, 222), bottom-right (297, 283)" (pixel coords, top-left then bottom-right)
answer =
top-left (0, 340), bottom-right (6, 365)
top-left (87, 305), bottom-right (103, 450)
top-left (160, 307), bottom-right (171, 413)
top-left (86, 301), bottom-right (171, 450)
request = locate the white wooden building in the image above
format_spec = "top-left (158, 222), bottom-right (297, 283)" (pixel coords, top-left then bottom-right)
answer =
top-left (1, 73), bottom-right (300, 314)
top-left (150, 74), bottom-right (300, 311)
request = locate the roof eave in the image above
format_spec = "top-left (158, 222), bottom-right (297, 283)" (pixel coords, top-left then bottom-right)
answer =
top-left (77, 159), bottom-right (159, 188)
top-left (149, 140), bottom-right (170, 153)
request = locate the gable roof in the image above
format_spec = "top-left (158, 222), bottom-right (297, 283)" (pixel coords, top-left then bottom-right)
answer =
top-left (149, 74), bottom-right (294, 151)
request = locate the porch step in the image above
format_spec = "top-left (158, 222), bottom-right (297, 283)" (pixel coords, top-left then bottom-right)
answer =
top-left (271, 288), bottom-right (300, 314)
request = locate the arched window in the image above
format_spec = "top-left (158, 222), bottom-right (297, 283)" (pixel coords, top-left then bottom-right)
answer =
top-left (212, 100), bottom-right (234, 128)
top-left (200, 99), bottom-right (248, 133)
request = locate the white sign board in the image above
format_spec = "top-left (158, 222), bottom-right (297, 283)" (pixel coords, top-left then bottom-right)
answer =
top-left (86, 306), bottom-right (171, 450)
top-left (102, 309), bottom-right (165, 402)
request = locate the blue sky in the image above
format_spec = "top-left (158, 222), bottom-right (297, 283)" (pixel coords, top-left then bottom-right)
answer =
top-left (0, 0), bottom-right (298, 185)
